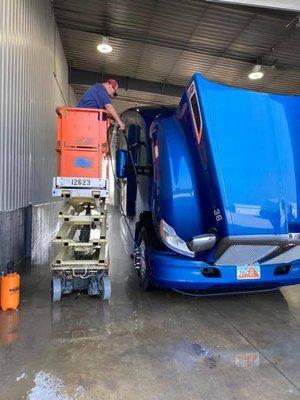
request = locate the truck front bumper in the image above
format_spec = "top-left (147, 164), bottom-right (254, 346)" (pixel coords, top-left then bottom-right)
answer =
top-left (148, 250), bottom-right (300, 292)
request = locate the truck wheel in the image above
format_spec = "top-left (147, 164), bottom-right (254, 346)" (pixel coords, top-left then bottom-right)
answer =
top-left (137, 228), bottom-right (153, 291)
top-left (136, 212), bottom-right (164, 250)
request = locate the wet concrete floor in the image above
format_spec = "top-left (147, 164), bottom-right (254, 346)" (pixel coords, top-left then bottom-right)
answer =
top-left (1, 209), bottom-right (300, 399)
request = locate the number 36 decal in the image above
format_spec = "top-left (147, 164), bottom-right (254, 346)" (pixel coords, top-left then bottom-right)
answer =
top-left (214, 208), bottom-right (223, 222)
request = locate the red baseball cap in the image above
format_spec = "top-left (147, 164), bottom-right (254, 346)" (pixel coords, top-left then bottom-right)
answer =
top-left (106, 79), bottom-right (118, 96)
top-left (107, 79), bottom-right (118, 89)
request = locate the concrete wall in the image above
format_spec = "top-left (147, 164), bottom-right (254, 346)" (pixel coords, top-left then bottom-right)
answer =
top-left (0, 0), bottom-right (76, 268)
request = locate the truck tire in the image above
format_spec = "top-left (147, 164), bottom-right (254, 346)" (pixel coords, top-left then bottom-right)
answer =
top-left (137, 227), bottom-right (153, 291)
top-left (136, 212), bottom-right (164, 250)
top-left (136, 212), bottom-right (165, 291)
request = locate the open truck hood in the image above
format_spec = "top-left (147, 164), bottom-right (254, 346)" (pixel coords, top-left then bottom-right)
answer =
top-left (193, 74), bottom-right (300, 265)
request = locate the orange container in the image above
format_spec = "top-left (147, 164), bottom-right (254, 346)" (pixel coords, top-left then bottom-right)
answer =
top-left (57, 148), bottom-right (101, 178)
top-left (56, 107), bottom-right (109, 178)
top-left (0, 273), bottom-right (20, 311)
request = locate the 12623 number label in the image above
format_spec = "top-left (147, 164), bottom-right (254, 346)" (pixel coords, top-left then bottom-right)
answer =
top-left (71, 178), bottom-right (91, 186)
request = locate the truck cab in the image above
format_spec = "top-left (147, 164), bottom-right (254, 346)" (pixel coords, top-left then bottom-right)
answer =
top-left (117, 74), bottom-right (300, 294)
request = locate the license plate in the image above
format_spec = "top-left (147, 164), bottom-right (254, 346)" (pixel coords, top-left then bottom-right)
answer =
top-left (237, 264), bottom-right (261, 280)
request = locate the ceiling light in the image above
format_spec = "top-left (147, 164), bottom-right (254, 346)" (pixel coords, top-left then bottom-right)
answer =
top-left (248, 64), bottom-right (264, 80)
top-left (97, 37), bottom-right (113, 54)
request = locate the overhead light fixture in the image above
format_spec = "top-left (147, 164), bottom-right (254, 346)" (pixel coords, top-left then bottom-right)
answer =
top-left (248, 64), bottom-right (264, 80)
top-left (97, 36), bottom-right (113, 54)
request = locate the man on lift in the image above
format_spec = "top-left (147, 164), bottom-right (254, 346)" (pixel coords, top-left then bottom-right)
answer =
top-left (77, 79), bottom-right (125, 130)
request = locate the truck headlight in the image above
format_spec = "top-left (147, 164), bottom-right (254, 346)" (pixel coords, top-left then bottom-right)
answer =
top-left (159, 219), bottom-right (194, 258)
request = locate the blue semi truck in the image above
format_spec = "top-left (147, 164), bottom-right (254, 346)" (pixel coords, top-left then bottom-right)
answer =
top-left (116, 73), bottom-right (300, 293)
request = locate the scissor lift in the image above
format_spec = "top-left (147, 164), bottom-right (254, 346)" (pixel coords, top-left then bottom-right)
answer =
top-left (51, 108), bottom-right (111, 302)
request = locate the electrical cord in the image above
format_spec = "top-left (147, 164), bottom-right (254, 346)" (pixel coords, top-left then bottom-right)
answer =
top-left (53, 72), bottom-right (68, 106)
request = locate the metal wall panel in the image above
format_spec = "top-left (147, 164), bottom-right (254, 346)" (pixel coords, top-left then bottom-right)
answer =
top-left (0, 0), bottom-right (76, 211)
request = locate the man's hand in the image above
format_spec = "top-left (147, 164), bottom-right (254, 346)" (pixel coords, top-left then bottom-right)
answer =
top-left (118, 121), bottom-right (125, 131)
top-left (105, 104), bottom-right (125, 131)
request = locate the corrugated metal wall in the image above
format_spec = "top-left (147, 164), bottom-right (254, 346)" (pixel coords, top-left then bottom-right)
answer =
top-left (0, 0), bottom-right (76, 211)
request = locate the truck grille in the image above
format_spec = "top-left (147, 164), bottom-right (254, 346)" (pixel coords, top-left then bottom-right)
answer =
top-left (214, 244), bottom-right (278, 266)
top-left (261, 245), bottom-right (300, 265)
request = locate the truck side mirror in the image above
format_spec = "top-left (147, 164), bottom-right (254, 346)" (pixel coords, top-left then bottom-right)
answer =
top-left (116, 149), bottom-right (128, 179)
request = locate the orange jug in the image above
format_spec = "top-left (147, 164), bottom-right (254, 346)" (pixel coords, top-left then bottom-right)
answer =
top-left (0, 263), bottom-right (20, 311)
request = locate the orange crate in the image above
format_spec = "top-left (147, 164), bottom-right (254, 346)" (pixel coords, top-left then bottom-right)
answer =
top-left (56, 107), bottom-right (108, 149)
top-left (57, 148), bottom-right (101, 178)
top-left (55, 107), bottom-right (109, 178)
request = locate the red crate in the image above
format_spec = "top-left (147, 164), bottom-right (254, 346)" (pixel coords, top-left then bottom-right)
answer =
top-left (56, 107), bottom-right (109, 178)
top-left (56, 107), bottom-right (108, 149)
top-left (57, 148), bottom-right (101, 178)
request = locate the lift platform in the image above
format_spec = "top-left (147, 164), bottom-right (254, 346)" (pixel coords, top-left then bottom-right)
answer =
top-left (51, 107), bottom-right (111, 302)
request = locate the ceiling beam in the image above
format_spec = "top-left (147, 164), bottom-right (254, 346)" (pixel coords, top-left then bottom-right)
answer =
top-left (206, 0), bottom-right (300, 12)
top-left (69, 68), bottom-right (185, 98)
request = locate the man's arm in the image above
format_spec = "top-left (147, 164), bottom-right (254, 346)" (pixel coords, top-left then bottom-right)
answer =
top-left (105, 104), bottom-right (125, 130)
